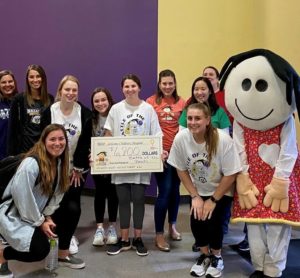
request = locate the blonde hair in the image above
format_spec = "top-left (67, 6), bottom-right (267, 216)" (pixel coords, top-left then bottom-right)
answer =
top-left (55, 75), bottom-right (79, 102)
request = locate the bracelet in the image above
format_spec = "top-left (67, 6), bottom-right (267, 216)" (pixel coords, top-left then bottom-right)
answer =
top-left (73, 167), bottom-right (84, 173)
top-left (210, 196), bottom-right (219, 203)
top-left (191, 194), bottom-right (199, 200)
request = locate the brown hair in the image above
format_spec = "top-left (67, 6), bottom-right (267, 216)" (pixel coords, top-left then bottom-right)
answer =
top-left (0, 70), bottom-right (18, 100)
top-left (91, 87), bottom-right (115, 136)
top-left (25, 64), bottom-right (51, 107)
top-left (187, 102), bottom-right (219, 164)
top-left (155, 69), bottom-right (179, 104)
top-left (26, 124), bottom-right (70, 195)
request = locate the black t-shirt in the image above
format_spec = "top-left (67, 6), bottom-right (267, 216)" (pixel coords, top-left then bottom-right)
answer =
top-left (22, 100), bottom-right (44, 153)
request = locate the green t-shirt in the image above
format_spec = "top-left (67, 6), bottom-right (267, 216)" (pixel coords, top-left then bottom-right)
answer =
top-left (178, 107), bottom-right (231, 129)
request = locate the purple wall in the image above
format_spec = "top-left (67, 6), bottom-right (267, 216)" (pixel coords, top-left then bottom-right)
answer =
top-left (0, 0), bottom-right (158, 196)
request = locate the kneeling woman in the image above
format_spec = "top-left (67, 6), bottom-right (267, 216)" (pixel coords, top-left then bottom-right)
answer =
top-left (0, 124), bottom-right (69, 276)
top-left (168, 103), bottom-right (241, 278)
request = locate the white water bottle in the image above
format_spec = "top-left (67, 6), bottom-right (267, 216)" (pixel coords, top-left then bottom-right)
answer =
top-left (45, 238), bottom-right (58, 272)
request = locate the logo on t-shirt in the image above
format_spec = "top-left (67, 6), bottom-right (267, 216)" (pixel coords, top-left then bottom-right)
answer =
top-left (120, 113), bottom-right (146, 136)
top-left (27, 108), bottom-right (41, 125)
top-left (160, 105), bottom-right (174, 121)
top-left (187, 152), bottom-right (208, 183)
top-left (187, 152), bottom-right (219, 183)
top-left (0, 108), bottom-right (9, 120)
top-left (64, 123), bottom-right (79, 140)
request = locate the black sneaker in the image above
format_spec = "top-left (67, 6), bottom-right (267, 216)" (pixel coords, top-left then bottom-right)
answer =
top-left (0, 263), bottom-right (13, 278)
top-left (106, 238), bottom-right (131, 255)
top-left (249, 270), bottom-right (264, 278)
top-left (58, 255), bottom-right (85, 269)
top-left (237, 239), bottom-right (250, 252)
top-left (192, 242), bottom-right (201, 252)
top-left (132, 237), bottom-right (149, 256)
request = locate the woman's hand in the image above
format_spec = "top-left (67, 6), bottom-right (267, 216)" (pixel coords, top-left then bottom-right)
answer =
top-left (201, 198), bottom-right (216, 221)
top-left (161, 150), bottom-right (169, 162)
top-left (41, 217), bottom-right (57, 238)
top-left (89, 153), bottom-right (93, 167)
top-left (70, 169), bottom-right (84, 187)
top-left (190, 196), bottom-right (204, 220)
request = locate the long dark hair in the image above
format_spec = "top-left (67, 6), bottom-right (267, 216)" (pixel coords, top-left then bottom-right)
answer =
top-left (155, 69), bottom-right (179, 104)
top-left (91, 87), bottom-right (115, 136)
top-left (186, 76), bottom-right (219, 115)
top-left (25, 64), bottom-right (51, 107)
top-left (0, 70), bottom-right (18, 100)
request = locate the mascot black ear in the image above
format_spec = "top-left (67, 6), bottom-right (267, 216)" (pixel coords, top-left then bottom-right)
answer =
top-left (219, 49), bottom-right (300, 120)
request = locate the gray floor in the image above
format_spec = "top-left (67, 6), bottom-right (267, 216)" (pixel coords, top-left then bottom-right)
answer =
top-left (4, 195), bottom-right (300, 278)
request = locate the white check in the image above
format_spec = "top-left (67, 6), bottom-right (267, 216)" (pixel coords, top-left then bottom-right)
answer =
top-left (91, 136), bottom-right (163, 174)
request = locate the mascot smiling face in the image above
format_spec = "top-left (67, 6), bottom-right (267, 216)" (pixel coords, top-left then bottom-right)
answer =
top-left (220, 49), bottom-right (300, 131)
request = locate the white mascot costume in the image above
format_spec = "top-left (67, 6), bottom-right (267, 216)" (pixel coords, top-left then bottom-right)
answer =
top-left (219, 49), bottom-right (300, 278)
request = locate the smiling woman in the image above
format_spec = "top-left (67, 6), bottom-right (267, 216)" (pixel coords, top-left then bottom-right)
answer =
top-left (0, 70), bottom-right (18, 160)
top-left (7, 65), bottom-right (54, 156)
top-left (168, 102), bottom-right (241, 277)
top-left (0, 124), bottom-right (69, 277)
top-left (41, 75), bottom-right (92, 269)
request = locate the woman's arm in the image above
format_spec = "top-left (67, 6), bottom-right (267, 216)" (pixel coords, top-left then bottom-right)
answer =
top-left (176, 169), bottom-right (204, 221)
top-left (10, 158), bottom-right (45, 227)
top-left (7, 96), bottom-right (22, 155)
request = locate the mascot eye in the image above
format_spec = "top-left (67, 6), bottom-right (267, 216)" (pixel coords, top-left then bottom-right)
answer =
top-left (241, 78), bottom-right (251, 91)
top-left (255, 79), bottom-right (268, 92)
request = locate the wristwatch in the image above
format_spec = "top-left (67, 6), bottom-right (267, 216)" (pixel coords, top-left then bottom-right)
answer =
top-left (210, 196), bottom-right (219, 203)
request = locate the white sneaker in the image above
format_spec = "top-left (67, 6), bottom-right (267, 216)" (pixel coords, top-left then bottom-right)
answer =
top-left (190, 254), bottom-right (211, 277)
top-left (106, 225), bottom-right (118, 245)
top-left (93, 227), bottom-right (105, 246)
top-left (205, 255), bottom-right (224, 278)
top-left (69, 236), bottom-right (79, 255)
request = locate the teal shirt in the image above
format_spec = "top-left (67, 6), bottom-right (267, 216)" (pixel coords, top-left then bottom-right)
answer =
top-left (178, 107), bottom-right (231, 129)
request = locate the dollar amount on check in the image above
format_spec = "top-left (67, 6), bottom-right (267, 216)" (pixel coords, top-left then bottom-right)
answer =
top-left (91, 136), bottom-right (163, 174)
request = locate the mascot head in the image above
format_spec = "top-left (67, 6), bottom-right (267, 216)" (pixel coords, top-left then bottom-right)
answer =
top-left (219, 49), bottom-right (300, 130)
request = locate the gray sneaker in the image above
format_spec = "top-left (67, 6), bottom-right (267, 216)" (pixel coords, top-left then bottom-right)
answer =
top-left (58, 255), bottom-right (85, 269)
top-left (0, 262), bottom-right (13, 278)
top-left (106, 226), bottom-right (118, 245)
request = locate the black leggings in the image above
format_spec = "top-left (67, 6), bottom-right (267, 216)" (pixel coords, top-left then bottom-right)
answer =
top-left (51, 173), bottom-right (87, 250)
top-left (92, 174), bottom-right (118, 223)
top-left (3, 228), bottom-right (50, 262)
top-left (190, 195), bottom-right (232, 250)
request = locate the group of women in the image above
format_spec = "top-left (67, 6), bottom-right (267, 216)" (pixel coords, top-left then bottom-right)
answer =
top-left (0, 65), bottom-right (238, 278)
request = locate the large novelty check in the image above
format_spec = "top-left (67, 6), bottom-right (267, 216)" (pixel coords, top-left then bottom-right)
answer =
top-left (90, 136), bottom-right (163, 174)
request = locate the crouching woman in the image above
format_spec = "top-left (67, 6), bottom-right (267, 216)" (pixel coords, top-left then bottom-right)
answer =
top-left (0, 124), bottom-right (69, 275)
top-left (168, 103), bottom-right (241, 278)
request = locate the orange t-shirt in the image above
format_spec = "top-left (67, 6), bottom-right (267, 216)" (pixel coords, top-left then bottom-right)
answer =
top-left (146, 95), bottom-right (185, 152)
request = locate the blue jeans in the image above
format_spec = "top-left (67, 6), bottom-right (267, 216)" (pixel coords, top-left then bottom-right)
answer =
top-left (154, 163), bottom-right (180, 233)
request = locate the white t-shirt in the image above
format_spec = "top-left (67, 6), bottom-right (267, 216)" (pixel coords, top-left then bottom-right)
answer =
top-left (50, 102), bottom-right (82, 170)
top-left (168, 128), bottom-right (241, 196)
top-left (104, 100), bottom-right (162, 185)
